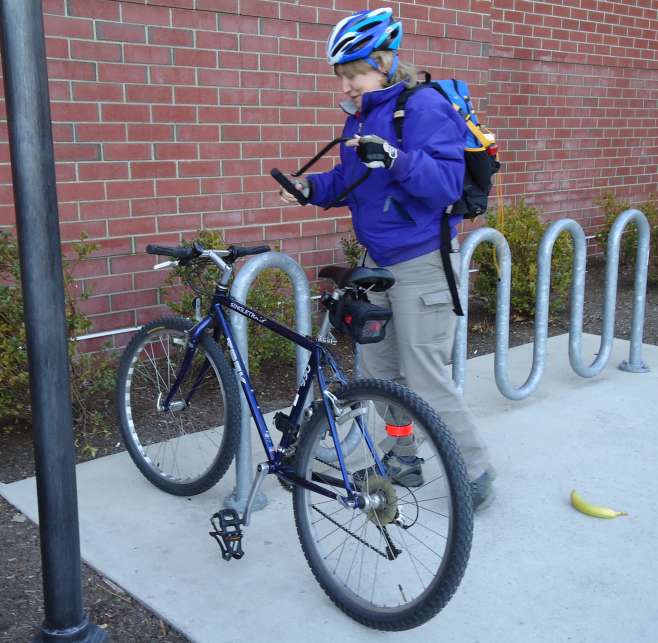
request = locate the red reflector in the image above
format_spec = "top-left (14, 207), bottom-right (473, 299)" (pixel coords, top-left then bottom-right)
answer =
top-left (344, 314), bottom-right (353, 325)
top-left (385, 423), bottom-right (413, 437)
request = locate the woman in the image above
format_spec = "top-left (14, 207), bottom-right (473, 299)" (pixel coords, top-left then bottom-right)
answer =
top-left (281, 8), bottom-right (495, 510)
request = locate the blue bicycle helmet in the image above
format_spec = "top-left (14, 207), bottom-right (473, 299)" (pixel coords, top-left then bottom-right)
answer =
top-left (327, 8), bottom-right (403, 79)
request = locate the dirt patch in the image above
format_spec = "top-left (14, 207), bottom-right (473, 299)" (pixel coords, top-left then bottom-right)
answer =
top-left (1, 257), bottom-right (656, 642)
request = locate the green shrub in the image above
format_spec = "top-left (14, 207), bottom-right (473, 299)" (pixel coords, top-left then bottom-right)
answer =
top-left (0, 230), bottom-right (115, 454)
top-left (596, 190), bottom-right (658, 282)
top-left (472, 200), bottom-right (573, 319)
top-left (339, 229), bottom-right (363, 268)
top-left (164, 229), bottom-right (295, 374)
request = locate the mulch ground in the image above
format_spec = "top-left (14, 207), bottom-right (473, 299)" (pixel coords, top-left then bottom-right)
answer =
top-left (1, 258), bottom-right (656, 642)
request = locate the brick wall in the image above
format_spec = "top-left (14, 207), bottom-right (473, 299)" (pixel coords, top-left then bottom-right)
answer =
top-left (0, 0), bottom-right (656, 345)
top-left (489, 0), bottom-right (658, 234)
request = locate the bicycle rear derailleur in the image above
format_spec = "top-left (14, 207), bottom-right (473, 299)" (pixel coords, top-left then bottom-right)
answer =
top-left (209, 508), bottom-right (244, 561)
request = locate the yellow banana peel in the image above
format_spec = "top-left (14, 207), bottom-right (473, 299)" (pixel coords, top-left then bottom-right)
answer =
top-left (570, 489), bottom-right (628, 519)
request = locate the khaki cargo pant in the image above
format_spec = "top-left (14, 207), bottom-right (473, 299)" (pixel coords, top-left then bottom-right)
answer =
top-left (361, 247), bottom-right (491, 481)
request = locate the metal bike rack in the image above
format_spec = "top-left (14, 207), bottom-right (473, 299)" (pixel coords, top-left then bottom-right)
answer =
top-left (453, 208), bottom-right (651, 400)
top-left (223, 251), bottom-right (312, 513)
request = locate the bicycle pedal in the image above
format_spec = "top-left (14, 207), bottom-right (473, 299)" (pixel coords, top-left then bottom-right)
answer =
top-left (209, 508), bottom-right (244, 561)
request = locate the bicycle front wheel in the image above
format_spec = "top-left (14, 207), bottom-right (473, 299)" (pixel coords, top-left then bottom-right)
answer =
top-left (293, 379), bottom-right (473, 631)
top-left (116, 317), bottom-right (240, 496)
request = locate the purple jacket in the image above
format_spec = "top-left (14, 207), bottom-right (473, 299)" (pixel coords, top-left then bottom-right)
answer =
top-left (307, 81), bottom-right (468, 266)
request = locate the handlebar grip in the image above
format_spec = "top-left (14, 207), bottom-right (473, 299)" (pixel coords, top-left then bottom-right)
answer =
top-left (229, 245), bottom-right (271, 259)
top-left (270, 168), bottom-right (309, 206)
top-left (146, 244), bottom-right (196, 261)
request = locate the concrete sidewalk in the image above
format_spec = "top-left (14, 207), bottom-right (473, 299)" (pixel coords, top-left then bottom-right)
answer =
top-left (2, 333), bottom-right (658, 643)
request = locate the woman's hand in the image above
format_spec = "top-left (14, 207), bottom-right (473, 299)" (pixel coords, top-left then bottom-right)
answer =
top-left (346, 134), bottom-right (398, 169)
top-left (279, 176), bottom-right (310, 204)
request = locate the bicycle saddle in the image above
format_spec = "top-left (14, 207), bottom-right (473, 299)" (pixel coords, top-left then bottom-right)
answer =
top-left (319, 265), bottom-right (395, 292)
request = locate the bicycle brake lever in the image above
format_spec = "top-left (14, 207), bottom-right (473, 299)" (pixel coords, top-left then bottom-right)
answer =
top-left (153, 260), bottom-right (178, 270)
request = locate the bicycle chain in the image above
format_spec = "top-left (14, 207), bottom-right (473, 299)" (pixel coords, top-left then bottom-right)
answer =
top-left (311, 504), bottom-right (398, 561)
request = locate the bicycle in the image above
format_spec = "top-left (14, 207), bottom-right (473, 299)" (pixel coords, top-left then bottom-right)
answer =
top-left (115, 241), bottom-right (473, 631)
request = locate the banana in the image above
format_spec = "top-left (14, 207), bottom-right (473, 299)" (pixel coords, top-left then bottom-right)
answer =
top-left (570, 489), bottom-right (628, 519)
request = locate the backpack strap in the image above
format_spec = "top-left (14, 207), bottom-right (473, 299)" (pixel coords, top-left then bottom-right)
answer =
top-left (439, 210), bottom-right (464, 317)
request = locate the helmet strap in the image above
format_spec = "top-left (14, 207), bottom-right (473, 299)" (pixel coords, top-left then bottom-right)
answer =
top-left (364, 53), bottom-right (398, 82)
top-left (386, 52), bottom-right (399, 81)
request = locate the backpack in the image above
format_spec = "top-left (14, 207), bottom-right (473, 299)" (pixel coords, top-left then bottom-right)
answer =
top-left (392, 74), bottom-right (501, 315)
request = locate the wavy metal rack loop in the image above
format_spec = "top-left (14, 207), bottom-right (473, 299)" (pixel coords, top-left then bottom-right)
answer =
top-left (453, 208), bottom-right (651, 401)
top-left (223, 251), bottom-right (312, 513)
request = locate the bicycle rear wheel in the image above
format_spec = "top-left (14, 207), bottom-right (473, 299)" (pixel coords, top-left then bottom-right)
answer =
top-left (292, 379), bottom-right (472, 630)
top-left (116, 317), bottom-right (240, 496)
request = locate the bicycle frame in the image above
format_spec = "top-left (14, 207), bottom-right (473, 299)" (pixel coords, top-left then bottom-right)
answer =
top-left (159, 286), bottom-right (386, 507)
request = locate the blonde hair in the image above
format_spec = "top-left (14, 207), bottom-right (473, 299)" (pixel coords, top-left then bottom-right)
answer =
top-left (334, 50), bottom-right (418, 89)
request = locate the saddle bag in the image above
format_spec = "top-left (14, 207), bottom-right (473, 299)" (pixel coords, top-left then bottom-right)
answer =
top-left (328, 293), bottom-right (392, 344)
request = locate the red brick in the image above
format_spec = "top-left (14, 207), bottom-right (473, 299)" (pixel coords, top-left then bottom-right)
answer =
top-left (150, 66), bottom-right (196, 85)
top-left (174, 48), bottom-right (217, 68)
top-left (107, 181), bottom-right (155, 200)
top-left (47, 59), bottom-right (96, 81)
top-left (154, 143), bottom-right (198, 160)
top-left (59, 221), bottom-right (107, 241)
top-left (198, 69), bottom-right (241, 87)
top-left (46, 37), bottom-right (69, 59)
top-left (126, 85), bottom-right (173, 104)
top-left (70, 40), bottom-right (122, 62)
top-left (195, 31), bottom-right (239, 50)
top-left (202, 211), bottom-right (243, 228)
top-left (98, 63), bottom-right (147, 83)
top-left (80, 200), bottom-right (130, 220)
top-left (155, 178), bottom-right (199, 197)
top-left (103, 143), bottom-right (152, 161)
top-left (131, 161), bottom-right (177, 179)
top-left (76, 123), bottom-right (126, 142)
top-left (176, 124), bottom-right (220, 142)
top-left (108, 217), bottom-right (157, 237)
top-left (124, 44), bottom-right (172, 65)
top-left (96, 21), bottom-right (146, 43)
top-left (101, 104), bottom-right (150, 123)
top-left (152, 105), bottom-right (197, 123)
top-left (171, 7), bottom-right (217, 29)
top-left (130, 197), bottom-right (177, 216)
top-left (157, 213), bottom-right (203, 231)
top-left (112, 289), bottom-right (158, 311)
top-left (221, 125), bottom-right (260, 141)
top-left (178, 195), bottom-right (221, 213)
top-left (179, 160), bottom-right (220, 177)
top-left (76, 296), bottom-right (111, 316)
top-left (174, 86), bottom-right (218, 105)
top-left (200, 177), bottom-right (242, 193)
top-left (78, 162), bottom-right (129, 181)
top-left (73, 82), bottom-right (123, 102)
top-left (54, 142), bottom-right (101, 162)
top-left (148, 26), bottom-right (193, 47)
top-left (68, 0), bottom-right (119, 21)
top-left (87, 311), bottom-right (136, 333)
top-left (127, 124), bottom-right (174, 142)
top-left (122, 3), bottom-right (171, 27)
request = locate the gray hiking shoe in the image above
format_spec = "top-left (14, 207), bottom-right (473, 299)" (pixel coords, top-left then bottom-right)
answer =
top-left (353, 452), bottom-right (425, 488)
top-left (471, 470), bottom-right (495, 512)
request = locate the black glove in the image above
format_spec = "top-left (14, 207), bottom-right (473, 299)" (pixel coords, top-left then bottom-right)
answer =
top-left (355, 134), bottom-right (398, 169)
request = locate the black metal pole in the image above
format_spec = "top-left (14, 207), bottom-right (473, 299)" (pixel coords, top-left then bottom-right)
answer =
top-left (0, 2), bottom-right (107, 641)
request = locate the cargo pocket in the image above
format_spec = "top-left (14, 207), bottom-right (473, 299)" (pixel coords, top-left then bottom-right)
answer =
top-left (420, 290), bottom-right (452, 307)
top-left (418, 289), bottom-right (455, 361)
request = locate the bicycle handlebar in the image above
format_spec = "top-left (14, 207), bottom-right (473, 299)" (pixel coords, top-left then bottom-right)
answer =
top-left (146, 244), bottom-right (198, 260)
top-left (270, 168), bottom-right (310, 205)
top-left (146, 243), bottom-right (271, 264)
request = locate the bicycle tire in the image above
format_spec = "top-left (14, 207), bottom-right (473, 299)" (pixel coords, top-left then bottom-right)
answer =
top-left (116, 317), bottom-right (241, 496)
top-left (292, 378), bottom-right (473, 630)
